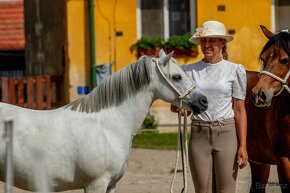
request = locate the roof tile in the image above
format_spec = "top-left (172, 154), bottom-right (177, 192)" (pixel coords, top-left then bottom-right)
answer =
top-left (0, 0), bottom-right (25, 51)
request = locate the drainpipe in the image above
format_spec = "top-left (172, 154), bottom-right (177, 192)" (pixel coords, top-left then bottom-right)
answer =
top-left (89, 0), bottom-right (96, 89)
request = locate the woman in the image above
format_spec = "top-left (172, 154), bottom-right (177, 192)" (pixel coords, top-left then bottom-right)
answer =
top-left (171, 21), bottom-right (248, 193)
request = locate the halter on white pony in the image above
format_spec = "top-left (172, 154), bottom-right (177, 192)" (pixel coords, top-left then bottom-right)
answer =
top-left (152, 57), bottom-right (196, 99)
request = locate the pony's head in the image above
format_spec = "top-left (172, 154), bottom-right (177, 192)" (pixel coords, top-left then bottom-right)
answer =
top-left (152, 49), bottom-right (208, 114)
top-left (251, 25), bottom-right (290, 107)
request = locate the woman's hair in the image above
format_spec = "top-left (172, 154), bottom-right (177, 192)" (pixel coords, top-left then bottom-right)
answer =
top-left (222, 44), bottom-right (228, 60)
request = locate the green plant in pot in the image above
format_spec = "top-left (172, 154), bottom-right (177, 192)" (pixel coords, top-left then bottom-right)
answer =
top-left (131, 36), bottom-right (164, 56)
top-left (164, 34), bottom-right (198, 56)
top-left (131, 35), bottom-right (198, 57)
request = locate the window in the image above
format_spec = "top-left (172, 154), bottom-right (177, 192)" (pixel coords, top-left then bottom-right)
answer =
top-left (137, 0), bottom-right (195, 39)
top-left (0, 51), bottom-right (25, 77)
top-left (168, 0), bottom-right (190, 36)
top-left (141, 0), bottom-right (164, 38)
top-left (275, 0), bottom-right (290, 31)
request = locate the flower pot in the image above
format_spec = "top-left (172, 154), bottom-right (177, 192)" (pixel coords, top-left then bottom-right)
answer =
top-left (187, 49), bottom-right (198, 57)
top-left (164, 48), bottom-right (198, 57)
top-left (138, 49), bottom-right (157, 57)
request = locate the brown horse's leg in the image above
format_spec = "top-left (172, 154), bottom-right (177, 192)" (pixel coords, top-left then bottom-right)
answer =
top-left (249, 161), bottom-right (270, 193)
top-left (277, 156), bottom-right (290, 193)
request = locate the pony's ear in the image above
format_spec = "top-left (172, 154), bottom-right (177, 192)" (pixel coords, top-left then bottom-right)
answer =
top-left (260, 25), bottom-right (274, 39)
top-left (159, 49), bottom-right (167, 58)
top-left (159, 51), bottom-right (174, 66)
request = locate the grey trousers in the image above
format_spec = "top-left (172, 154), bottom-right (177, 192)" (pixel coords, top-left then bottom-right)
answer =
top-left (188, 118), bottom-right (238, 193)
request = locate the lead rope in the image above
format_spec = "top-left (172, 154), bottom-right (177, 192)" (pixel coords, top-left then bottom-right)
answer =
top-left (183, 103), bottom-right (189, 193)
top-left (170, 99), bottom-right (188, 193)
top-left (152, 58), bottom-right (192, 193)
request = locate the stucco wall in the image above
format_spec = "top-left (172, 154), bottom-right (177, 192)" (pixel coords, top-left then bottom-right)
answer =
top-left (66, 0), bottom-right (90, 102)
top-left (95, 0), bottom-right (138, 71)
top-left (197, 0), bottom-right (271, 71)
top-left (66, 0), bottom-right (138, 102)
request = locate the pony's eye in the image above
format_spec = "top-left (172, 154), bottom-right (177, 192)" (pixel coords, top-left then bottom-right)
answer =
top-left (280, 58), bottom-right (289, 65)
top-left (172, 74), bottom-right (182, 81)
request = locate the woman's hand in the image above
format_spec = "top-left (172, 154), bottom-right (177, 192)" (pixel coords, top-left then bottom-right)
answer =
top-left (170, 104), bottom-right (192, 116)
top-left (237, 146), bottom-right (248, 169)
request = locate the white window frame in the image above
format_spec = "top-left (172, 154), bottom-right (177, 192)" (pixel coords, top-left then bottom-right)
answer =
top-left (136, 0), bottom-right (196, 40)
top-left (271, 0), bottom-right (276, 32)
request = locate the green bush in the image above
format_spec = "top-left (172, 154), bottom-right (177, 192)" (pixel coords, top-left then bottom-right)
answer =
top-left (131, 36), bottom-right (164, 51)
top-left (131, 34), bottom-right (196, 51)
top-left (142, 113), bottom-right (157, 130)
top-left (164, 34), bottom-right (197, 50)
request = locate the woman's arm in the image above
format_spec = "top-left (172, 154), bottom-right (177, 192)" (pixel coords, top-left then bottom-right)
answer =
top-left (233, 98), bottom-right (248, 169)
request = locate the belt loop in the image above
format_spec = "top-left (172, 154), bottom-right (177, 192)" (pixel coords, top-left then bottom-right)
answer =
top-left (216, 120), bottom-right (224, 136)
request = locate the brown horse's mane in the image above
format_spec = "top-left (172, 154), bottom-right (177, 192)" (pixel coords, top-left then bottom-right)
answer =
top-left (259, 30), bottom-right (290, 57)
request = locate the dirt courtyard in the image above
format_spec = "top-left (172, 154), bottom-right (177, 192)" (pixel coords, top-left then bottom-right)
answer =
top-left (0, 148), bottom-right (281, 193)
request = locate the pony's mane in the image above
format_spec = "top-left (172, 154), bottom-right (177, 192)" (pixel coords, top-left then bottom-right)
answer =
top-left (260, 30), bottom-right (290, 58)
top-left (66, 56), bottom-right (152, 113)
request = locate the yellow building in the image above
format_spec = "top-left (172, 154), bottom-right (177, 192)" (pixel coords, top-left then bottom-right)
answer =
top-left (65, 0), bottom-right (288, 129)
top-left (66, 0), bottom-right (138, 102)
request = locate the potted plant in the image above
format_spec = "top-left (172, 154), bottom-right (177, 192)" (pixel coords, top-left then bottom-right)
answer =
top-left (131, 36), bottom-right (164, 57)
top-left (164, 34), bottom-right (198, 57)
top-left (131, 34), bottom-right (198, 57)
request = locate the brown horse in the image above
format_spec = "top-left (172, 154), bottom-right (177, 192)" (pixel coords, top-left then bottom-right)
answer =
top-left (246, 26), bottom-right (290, 193)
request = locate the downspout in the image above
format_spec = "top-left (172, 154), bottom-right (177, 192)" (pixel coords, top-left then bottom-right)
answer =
top-left (89, 0), bottom-right (96, 89)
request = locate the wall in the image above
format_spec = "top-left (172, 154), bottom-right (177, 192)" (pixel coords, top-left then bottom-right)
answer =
top-left (25, 0), bottom-right (65, 76)
top-left (197, 0), bottom-right (271, 71)
top-left (66, 0), bottom-right (89, 102)
top-left (95, 0), bottom-right (137, 72)
top-left (65, 0), bottom-right (137, 102)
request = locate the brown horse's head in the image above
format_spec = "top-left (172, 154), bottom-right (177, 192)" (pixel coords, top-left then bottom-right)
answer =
top-left (251, 25), bottom-right (290, 107)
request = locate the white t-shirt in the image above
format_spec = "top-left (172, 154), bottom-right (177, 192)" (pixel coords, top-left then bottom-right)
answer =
top-left (182, 59), bottom-right (247, 121)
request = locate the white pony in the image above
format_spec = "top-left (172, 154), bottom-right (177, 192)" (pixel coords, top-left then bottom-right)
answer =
top-left (0, 50), bottom-right (207, 193)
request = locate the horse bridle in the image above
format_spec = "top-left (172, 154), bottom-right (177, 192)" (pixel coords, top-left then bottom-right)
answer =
top-left (152, 58), bottom-right (196, 99)
top-left (259, 68), bottom-right (290, 96)
top-left (258, 29), bottom-right (290, 95)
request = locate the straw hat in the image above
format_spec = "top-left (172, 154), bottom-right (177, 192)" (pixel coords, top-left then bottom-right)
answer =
top-left (189, 21), bottom-right (233, 44)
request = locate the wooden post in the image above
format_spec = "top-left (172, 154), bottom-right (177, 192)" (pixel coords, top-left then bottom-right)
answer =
top-left (17, 79), bottom-right (24, 107)
top-left (36, 77), bottom-right (43, 109)
top-left (9, 79), bottom-right (16, 105)
top-left (45, 76), bottom-right (52, 109)
top-left (1, 78), bottom-right (9, 103)
top-left (27, 77), bottom-right (35, 108)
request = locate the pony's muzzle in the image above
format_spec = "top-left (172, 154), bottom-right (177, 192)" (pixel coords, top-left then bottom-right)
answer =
top-left (190, 96), bottom-right (208, 114)
top-left (198, 96), bottom-right (208, 109)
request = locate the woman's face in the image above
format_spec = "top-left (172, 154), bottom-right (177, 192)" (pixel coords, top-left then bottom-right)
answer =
top-left (200, 38), bottom-right (225, 60)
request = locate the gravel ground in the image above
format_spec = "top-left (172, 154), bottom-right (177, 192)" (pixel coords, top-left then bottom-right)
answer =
top-left (0, 148), bottom-right (281, 193)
